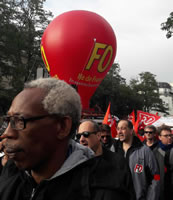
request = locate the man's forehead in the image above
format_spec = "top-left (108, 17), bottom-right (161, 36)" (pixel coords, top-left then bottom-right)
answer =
top-left (161, 129), bottom-right (171, 134)
top-left (9, 88), bottom-right (46, 115)
top-left (100, 131), bottom-right (110, 135)
top-left (118, 120), bottom-right (128, 127)
top-left (18, 88), bottom-right (46, 98)
top-left (78, 121), bottom-right (94, 131)
top-left (145, 128), bottom-right (153, 131)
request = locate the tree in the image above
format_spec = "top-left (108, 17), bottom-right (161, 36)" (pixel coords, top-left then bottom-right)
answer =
top-left (129, 72), bottom-right (168, 113)
top-left (161, 12), bottom-right (173, 38)
top-left (0, 0), bottom-right (53, 114)
top-left (90, 63), bottom-right (124, 112)
top-left (90, 63), bottom-right (141, 118)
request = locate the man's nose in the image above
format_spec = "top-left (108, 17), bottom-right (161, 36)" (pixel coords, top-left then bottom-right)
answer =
top-left (1, 124), bottom-right (18, 140)
top-left (102, 136), bottom-right (107, 141)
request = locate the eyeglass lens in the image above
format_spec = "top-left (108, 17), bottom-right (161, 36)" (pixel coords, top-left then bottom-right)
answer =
top-left (76, 132), bottom-right (90, 140)
top-left (101, 135), bottom-right (111, 139)
top-left (161, 134), bottom-right (172, 138)
top-left (144, 131), bottom-right (153, 134)
top-left (76, 131), bottom-right (97, 140)
top-left (0, 116), bottom-right (25, 131)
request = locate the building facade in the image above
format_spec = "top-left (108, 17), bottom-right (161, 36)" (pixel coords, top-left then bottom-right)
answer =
top-left (157, 82), bottom-right (173, 116)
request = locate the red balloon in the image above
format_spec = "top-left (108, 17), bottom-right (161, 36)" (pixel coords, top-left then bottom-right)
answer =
top-left (41, 10), bottom-right (117, 110)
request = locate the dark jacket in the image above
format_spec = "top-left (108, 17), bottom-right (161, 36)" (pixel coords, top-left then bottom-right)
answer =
top-left (153, 143), bottom-right (173, 200)
top-left (101, 137), bottom-right (119, 152)
top-left (114, 136), bottom-right (160, 200)
top-left (0, 140), bottom-right (136, 200)
top-left (143, 139), bottom-right (158, 150)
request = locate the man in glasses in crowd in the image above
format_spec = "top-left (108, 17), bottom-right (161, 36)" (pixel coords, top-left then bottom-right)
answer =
top-left (0, 77), bottom-right (136, 200)
top-left (99, 124), bottom-right (118, 152)
top-left (143, 125), bottom-right (158, 150)
top-left (77, 120), bottom-right (102, 156)
top-left (153, 125), bottom-right (173, 200)
top-left (77, 119), bottom-right (136, 199)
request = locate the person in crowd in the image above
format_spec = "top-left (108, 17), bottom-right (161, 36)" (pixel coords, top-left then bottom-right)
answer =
top-left (77, 120), bottom-right (102, 156)
top-left (77, 119), bottom-right (136, 199)
top-left (153, 125), bottom-right (173, 200)
top-left (116, 119), bottom-right (160, 200)
top-left (99, 124), bottom-right (118, 152)
top-left (143, 125), bottom-right (158, 150)
top-left (0, 77), bottom-right (135, 200)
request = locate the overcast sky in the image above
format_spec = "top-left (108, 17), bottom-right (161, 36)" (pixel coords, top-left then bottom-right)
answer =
top-left (44, 0), bottom-right (173, 84)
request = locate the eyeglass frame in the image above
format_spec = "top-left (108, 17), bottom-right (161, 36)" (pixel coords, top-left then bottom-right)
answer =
top-left (0, 114), bottom-right (64, 131)
top-left (160, 134), bottom-right (173, 138)
top-left (144, 131), bottom-right (154, 134)
top-left (76, 131), bottom-right (97, 140)
top-left (101, 135), bottom-right (111, 139)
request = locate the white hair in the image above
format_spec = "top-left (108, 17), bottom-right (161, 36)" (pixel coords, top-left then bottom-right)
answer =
top-left (24, 78), bottom-right (82, 136)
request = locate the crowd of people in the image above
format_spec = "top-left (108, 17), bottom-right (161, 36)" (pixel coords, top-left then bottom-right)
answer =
top-left (0, 77), bottom-right (172, 200)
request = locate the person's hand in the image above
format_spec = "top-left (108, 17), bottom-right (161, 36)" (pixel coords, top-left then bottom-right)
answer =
top-left (1, 154), bottom-right (9, 166)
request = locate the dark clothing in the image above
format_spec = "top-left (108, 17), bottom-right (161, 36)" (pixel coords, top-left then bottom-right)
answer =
top-left (0, 156), bottom-right (3, 174)
top-left (0, 142), bottom-right (136, 200)
top-left (114, 136), bottom-right (160, 200)
top-left (153, 143), bottom-right (173, 200)
top-left (143, 139), bottom-right (158, 150)
top-left (101, 137), bottom-right (119, 152)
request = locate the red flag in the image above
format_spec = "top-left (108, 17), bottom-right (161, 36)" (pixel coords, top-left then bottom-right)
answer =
top-left (102, 103), bottom-right (117, 138)
top-left (134, 117), bottom-right (139, 135)
top-left (103, 103), bottom-right (111, 125)
top-left (128, 110), bottom-right (135, 126)
top-left (134, 118), bottom-right (145, 142)
top-left (133, 110), bottom-right (160, 142)
top-left (110, 117), bottom-right (117, 138)
top-left (137, 110), bottom-right (160, 128)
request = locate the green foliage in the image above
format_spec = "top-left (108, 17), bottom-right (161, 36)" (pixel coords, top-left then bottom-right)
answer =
top-left (90, 63), bottom-right (143, 118)
top-left (161, 12), bottom-right (173, 38)
top-left (91, 69), bottom-right (168, 118)
top-left (129, 72), bottom-right (168, 113)
top-left (0, 0), bottom-right (53, 114)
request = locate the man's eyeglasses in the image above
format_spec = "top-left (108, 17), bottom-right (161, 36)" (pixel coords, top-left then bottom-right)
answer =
top-left (0, 114), bottom-right (63, 131)
top-left (160, 134), bottom-right (173, 138)
top-left (144, 131), bottom-right (154, 134)
top-left (76, 131), bottom-right (97, 140)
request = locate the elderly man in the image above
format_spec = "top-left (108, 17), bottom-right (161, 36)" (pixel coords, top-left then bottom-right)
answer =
top-left (116, 119), bottom-right (160, 200)
top-left (0, 78), bottom-right (135, 200)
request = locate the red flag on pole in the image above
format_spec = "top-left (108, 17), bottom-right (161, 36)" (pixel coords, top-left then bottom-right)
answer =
top-left (102, 103), bottom-right (117, 138)
top-left (128, 110), bottom-right (136, 126)
top-left (137, 110), bottom-right (160, 128)
top-left (134, 110), bottom-right (160, 142)
top-left (110, 116), bottom-right (117, 138)
top-left (103, 103), bottom-right (111, 125)
top-left (134, 118), bottom-right (145, 142)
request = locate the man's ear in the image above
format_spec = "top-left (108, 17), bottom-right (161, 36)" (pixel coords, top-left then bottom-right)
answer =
top-left (56, 116), bottom-right (72, 140)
